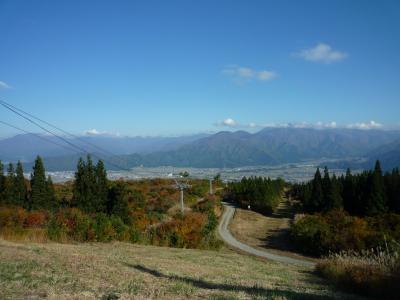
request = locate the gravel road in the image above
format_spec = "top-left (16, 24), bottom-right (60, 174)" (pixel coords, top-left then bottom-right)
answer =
top-left (218, 202), bottom-right (316, 267)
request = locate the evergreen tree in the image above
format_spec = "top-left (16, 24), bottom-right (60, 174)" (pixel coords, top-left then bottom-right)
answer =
top-left (322, 167), bottom-right (331, 210)
top-left (386, 168), bottom-right (400, 213)
top-left (73, 156), bottom-right (94, 212)
top-left (14, 161), bottom-right (27, 207)
top-left (326, 174), bottom-right (343, 210)
top-left (365, 160), bottom-right (387, 216)
top-left (73, 155), bottom-right (106, 213)
top-left (4, 163), bottom-right (16, 204)
top-left (85, 155), bottom-right (97, 212)
top-left (30, 156), bottom-right (53, 210)
top-left (343, 168), bottom-right (357, 214)
top-left (309, 168), bottom-right (323, 212)
top-left (95, 160), bottom-right (108, 212)
top-left (73, 157), bottom-right (86, 209)
top-left (107, 181), bottom-right (130, 224)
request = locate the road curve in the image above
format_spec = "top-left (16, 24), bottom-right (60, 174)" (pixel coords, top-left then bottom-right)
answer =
top-left (218, 202), bottom-right (316, 267)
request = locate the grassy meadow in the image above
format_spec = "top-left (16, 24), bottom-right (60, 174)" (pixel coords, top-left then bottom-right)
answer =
top-left (0, 239), bottom-right (367, 300)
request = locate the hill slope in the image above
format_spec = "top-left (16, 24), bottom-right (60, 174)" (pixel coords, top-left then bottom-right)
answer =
top-left (364, 139), bottom-right (400, 170)
top-left (0, 239), bottom-right (363, 299)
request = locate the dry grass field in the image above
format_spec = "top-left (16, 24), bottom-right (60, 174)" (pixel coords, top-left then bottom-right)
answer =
top-left (229, 201), bottom-right (316, 263)
top-left (0, 239), bottom-right (365, 300)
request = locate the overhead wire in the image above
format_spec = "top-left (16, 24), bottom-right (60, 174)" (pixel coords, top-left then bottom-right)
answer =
top-left (0, 99), bottom-right (116, 157)
top-left (0, 100), bottom-right (130, 171)
top-left (0, 120), bottom-right (78, 153)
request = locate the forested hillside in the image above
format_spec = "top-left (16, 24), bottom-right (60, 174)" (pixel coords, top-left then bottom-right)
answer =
top-left (0, 156), bottom-right (221, 249)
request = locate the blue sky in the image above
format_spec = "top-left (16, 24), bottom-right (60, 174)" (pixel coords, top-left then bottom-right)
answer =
top-left (1, 0), bottom-right (400, 137)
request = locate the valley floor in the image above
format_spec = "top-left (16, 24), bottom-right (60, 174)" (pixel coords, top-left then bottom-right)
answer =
top-left (0, 239), bottom-right (365, 300)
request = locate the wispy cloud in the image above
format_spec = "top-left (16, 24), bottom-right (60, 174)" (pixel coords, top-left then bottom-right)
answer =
top-left (84, 129), bottom-right (121, 136)
top-left (222, 65), bottom-right (277, 84)
top-left (296, 43), bottom-right (347, 64)
top-left (346, 120), bottom-right (383, 130)
top-left (214, 120), bottom-right (385, 130)
top-left (0, 81), bottom-right (11, 89)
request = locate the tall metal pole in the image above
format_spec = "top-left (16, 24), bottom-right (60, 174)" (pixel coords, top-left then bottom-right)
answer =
top-left (174, 178), bottom-right (190, 216)
top-left (180, 188), bottom-right (184, 215)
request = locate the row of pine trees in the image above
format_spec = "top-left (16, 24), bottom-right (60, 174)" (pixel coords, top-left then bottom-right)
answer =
top-left (292, 161), bottom-right (400, 216)
top-left (0, 157), bottom-right (55, 210)
top-left (0, 156), bottom-right (129, 223)
top-left (226, 176), bottom-right (285, 214)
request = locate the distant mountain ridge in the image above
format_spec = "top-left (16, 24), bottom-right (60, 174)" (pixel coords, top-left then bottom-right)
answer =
top-left (0, 133), bottom-right (209, 162)
top-left (9, 128), bottom-right (400, 171)
top-left (133, 128), bottom-right (400, 168)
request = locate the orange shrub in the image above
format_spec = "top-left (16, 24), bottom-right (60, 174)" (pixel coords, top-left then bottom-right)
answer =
top-left (25, 211), bottom-right (49, 228)
top-left (154, 212), bottom-right (206, 248)
top-left (0, 207), bottom-right (27, 228)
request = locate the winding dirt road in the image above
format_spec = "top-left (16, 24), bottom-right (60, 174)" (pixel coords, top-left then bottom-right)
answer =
top-left (218, 202), bottom-right (316, 267)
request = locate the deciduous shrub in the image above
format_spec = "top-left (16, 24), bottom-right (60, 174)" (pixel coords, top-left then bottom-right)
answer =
top-left (290, 213), bottom-right (330, 255)
top-left (93, 213), bottom-right (116, 242)
top-left (152, 212), bottom-right (206, 248)
top-left (0, 207), bottom-right (27, 228)
top-left (290, 210), bottom-right (400, 256)
top-left (110, 215), bottom-right (130, 241)
top-left (25, 211), bottom-right (49, 228)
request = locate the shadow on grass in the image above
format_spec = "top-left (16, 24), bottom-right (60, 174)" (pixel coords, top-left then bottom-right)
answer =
top-left (259, 227), bottom-right (297, 251)
top-left (126, 263), bottom-right (339, 300)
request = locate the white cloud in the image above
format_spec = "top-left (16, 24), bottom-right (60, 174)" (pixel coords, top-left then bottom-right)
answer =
top-left (223, 118), bottom-right (237, 127)
top-left (346, 120), bottom-right (383, 130)
top-left (237, 67), bottom-right (254, 78)
top-left (316, 121), bottom-right (337, 128)
top-left (297, 43), bottom-right (347, 64)
top-left (257, 70), bottom-right (277, 81)
top-left (215, 120), bottom-right (384, 130)
top-left (84, 129), bottom-right (121, 136)
top-left (215, 118), bottom-right (238, 127)
top-left (223, 65), bottom-right (277, 83)
top-left (85, 129), bottom-right (103, 135)
top-left (0, 81), bottom-right (11, 89)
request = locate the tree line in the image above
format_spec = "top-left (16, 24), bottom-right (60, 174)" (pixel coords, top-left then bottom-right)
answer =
top-left (0, 157), bottom-right (55, 210)
top-left (291, 160), bottom-right (400, 216)
top-left (0, 155), bottom-right (131, 223)
top-left (0, 155), bottom-right (221, 249)
top-left (226, 176), bottom-right (285, 214)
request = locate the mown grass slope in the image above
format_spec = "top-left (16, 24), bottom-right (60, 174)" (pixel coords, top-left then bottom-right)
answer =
top-left (0, 239), bottom-right (365, 300)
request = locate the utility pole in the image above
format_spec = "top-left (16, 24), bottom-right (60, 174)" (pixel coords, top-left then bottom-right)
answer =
top-left (180, 188), bottom-right (184, 213)
top-left (174, 178), bottom-right (191, 215)
top-left (209, 179), bottom-right (213, 195)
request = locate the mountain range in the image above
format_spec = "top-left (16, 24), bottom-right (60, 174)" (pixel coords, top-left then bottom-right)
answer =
top-left (0, 133), bottom-right (208, 162)
top-left (2, 128), bottom-right (399, 171)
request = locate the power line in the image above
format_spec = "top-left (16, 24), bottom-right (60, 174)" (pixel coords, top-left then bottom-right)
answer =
top-left (0, 120), bottom-right (78, 153)
top-left (0, 101), bottom-right (130, 171)
top-left (0, 99), bottom-right (116, 157)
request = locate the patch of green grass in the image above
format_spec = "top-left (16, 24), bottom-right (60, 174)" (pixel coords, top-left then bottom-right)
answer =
top-left (125, 280), bottom-right (142, 295)
top-left (168, 279), bottom-right (197, 295)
